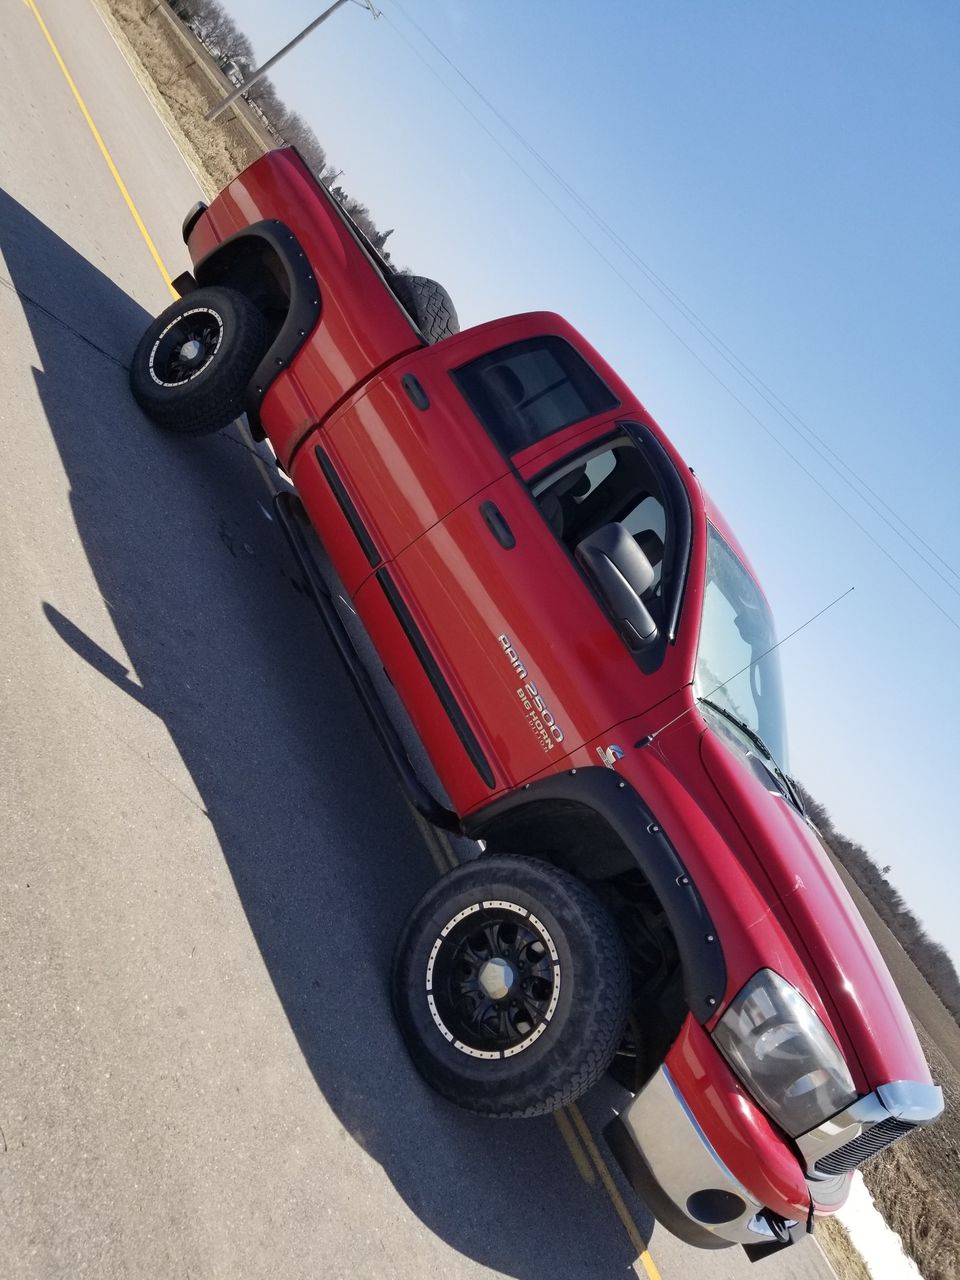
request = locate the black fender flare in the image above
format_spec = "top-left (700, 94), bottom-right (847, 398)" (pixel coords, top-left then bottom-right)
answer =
top-left (182, 200), bottom-right (208, 245)
top-left (462, 766), bottom-right (726, 1022)
top-left (192, 219), bottom-right (321, 434)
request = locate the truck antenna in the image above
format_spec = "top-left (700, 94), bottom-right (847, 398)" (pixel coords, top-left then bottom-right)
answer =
top-left (636, 585), bottom-right (855, 750)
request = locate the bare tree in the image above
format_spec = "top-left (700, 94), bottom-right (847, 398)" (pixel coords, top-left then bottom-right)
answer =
top-left (278, 108), bottom-right (309, 139)
top-left (242, 74), bottom-right (282, 118)
top-left (283, 117), bottom-right (327, 175)
top-left (800, 783), bottom-right (960, 1023)
top-left (188, 0), bottom-right (254, 67)
top-left (174, 3), bottom-right (398, 267)
top-left (342, 198), bottom-right (381, 244)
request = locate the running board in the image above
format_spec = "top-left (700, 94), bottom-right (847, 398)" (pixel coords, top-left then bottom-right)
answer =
top-left (273, 490), bottom-right (463, 835)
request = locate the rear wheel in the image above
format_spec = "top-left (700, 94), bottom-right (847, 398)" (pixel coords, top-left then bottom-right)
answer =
top-left (129, 285), bottom-right (267, 436)
top-left (391, 855), bottom-right (630, 1118)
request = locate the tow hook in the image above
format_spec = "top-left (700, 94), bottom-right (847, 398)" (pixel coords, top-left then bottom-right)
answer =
top-left (742, 1209), bottom-right (804, 1262)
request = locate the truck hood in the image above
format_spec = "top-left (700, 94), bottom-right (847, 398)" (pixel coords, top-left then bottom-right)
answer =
top-left (699, 728), bottom-right (931, 1090)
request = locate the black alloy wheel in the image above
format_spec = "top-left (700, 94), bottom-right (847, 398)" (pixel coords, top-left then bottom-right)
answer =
top-left (129, 285), bottom-right (268, 436)
top-left (427, 902), bottom-right (562, 1059)
top-left (147, 306), bottom-right (224, 387)
top-left (392, 854), bottom-right (630, 1118)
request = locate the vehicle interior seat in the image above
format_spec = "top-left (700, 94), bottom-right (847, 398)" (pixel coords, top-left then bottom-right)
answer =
top-left (538, 466), bottom-right (589, 536)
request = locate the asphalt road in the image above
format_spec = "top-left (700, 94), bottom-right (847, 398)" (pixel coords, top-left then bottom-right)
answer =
top-left (0, 3), bottom-right (837, 1278)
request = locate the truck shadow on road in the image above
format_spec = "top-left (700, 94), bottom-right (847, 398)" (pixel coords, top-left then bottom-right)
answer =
top-left (2, 187), bottom-right (649, 1278)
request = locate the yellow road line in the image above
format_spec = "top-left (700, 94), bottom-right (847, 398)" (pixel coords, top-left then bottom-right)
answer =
top-left (568, 1103), bottom-right (663, 1280)
top-left (553, 1108), bottom-right (596, 1185)
top-left (21, 11), bottom-right (665, 1271)
top-left (25, 0), bottom-right (176, 296)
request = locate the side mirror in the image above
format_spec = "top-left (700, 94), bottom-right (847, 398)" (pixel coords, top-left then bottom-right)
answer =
top-left (575, 522), bottom-right (660, 651)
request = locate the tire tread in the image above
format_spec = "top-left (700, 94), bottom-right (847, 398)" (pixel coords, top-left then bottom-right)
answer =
top-left (391, 273), bottom-right (460, 344)
top-left (392, 854), bottom-right (630, 1119)
top-left (129, 286), bottom-right (267, 436)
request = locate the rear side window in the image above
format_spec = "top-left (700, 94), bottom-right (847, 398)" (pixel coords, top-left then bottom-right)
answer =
top-left (452, 336), bottom-right (618, 454)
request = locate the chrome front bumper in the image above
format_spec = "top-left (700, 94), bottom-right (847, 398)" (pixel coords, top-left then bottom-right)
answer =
top-left (605, 1065), bottom-right (806, 1251)
top-left (798, 1079), bottom-right (943, 1180)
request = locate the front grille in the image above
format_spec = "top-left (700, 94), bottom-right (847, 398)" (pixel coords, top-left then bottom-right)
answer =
top-left (815, 1117), bottom-right (916, 1176)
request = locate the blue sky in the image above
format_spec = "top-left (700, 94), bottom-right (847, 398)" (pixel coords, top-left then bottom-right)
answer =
top-left (221, 0), bottom-right (960, 962)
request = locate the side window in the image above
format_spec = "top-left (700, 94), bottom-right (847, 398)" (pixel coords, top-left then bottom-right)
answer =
top-left (452, 336), bottom-right (618, 455)
top-left (530, 436), bottom-right (669, 595)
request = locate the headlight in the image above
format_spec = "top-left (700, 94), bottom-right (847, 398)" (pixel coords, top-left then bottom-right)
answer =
top-left (713, 970), bottom-right (857, 1137)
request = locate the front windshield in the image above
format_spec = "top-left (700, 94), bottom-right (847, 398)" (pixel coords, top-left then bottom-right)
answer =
top-left (695, 524), bottom-right (789, 768)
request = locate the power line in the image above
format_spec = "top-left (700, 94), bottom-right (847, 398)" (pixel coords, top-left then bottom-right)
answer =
top-left (384, 2), bottom-right (960, 630)
top-left (389, 0), bottom-right (960, 598)
top-left (640, 587), bottom-right (856, 749)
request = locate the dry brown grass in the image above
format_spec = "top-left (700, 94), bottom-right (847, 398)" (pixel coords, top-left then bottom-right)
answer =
top-left (861, 1026), bottom-right (960, 1280)
top-left (94, 0), bottom-right (269, 195)
top-left (825, 854), bottom-right (960, 1280)
top-left (817, 1215), bottom-right (873, 1280)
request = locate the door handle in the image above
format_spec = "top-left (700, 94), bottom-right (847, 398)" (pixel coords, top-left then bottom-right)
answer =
top-left (401, 373), bottom-right (430, 410)
top-left (479, 501), bottom-right (516, 550)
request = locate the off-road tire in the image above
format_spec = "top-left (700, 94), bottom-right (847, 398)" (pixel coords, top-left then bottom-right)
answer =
top-left (391, 272), bottom-right (460, 344)
top-left (129, 286), bottom-right (267, 436)
top-left (391, 854), bottom-right (630, 1118)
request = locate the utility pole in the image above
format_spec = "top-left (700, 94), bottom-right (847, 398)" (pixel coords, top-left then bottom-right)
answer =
top-left (205, 0), bottom-right (379, 122)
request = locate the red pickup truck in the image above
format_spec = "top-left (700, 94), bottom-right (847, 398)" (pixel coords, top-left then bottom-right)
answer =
top-left (130, 147), bottom-right (942, 1261)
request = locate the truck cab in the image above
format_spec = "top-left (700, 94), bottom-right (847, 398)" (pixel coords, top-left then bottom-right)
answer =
top-left (291, 310), bottom-right (700, 813)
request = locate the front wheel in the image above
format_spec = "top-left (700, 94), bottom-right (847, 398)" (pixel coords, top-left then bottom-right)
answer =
top-left (391, 855), bottom-right (630, 1118)
top-left (129, 285), bottom-right (267, 436)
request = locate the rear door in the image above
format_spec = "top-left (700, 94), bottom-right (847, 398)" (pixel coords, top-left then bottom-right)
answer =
top-left (320, 353), bottom-right (508, 567)
top-left (319, 313), bottom-right (629, 567)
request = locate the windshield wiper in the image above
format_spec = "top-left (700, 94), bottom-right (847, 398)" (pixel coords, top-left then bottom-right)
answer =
top-left (698, 698), bottom-right (805, 814)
